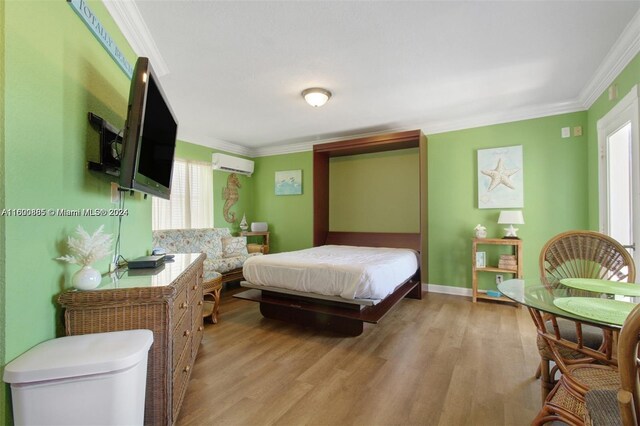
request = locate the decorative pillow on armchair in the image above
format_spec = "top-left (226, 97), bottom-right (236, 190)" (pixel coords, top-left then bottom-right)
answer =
top-left (222, 236), bottom-right (248, 258)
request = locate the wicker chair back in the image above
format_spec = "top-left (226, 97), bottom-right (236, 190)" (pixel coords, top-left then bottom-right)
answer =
top-left (539, 230), bottom-right (636, 285)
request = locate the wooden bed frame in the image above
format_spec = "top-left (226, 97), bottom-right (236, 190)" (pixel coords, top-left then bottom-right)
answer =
top-left (235, 130), bottom-right (428, 336)
top-left (234, 231), bottom-right (422, 336)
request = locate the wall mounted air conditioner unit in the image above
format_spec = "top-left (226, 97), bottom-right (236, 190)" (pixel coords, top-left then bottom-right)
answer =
top-left (211, 153), bottom-right (254, 176)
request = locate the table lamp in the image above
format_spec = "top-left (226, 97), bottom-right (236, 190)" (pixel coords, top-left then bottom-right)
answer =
top-left (498, 210), bottom-right (524, 239)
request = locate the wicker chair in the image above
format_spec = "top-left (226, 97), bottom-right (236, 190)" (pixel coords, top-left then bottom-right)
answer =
top-left (616, 302), bottom-right (640, 425)
top-left (537, 231), bottom-right (636, 399)
top-left (582, 303), bottom-right (640, 426)
top-left (530, 302), bottom-right (621, 425)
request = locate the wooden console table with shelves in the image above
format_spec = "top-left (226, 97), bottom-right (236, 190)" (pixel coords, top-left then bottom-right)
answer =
top-left (58, 253), bottom-right (205, 426)
top-left (472, 238), bottom-right (522, 304)
top-left (241, 231), bottom-right (270, 254)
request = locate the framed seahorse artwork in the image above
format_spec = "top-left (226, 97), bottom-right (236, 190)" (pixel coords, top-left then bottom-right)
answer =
top-left (222, 173), bottom-right (241, 223)
top-left (275, 170), bottom-right (302, 195)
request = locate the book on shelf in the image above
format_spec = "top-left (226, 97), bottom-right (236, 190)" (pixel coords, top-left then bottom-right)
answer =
top-left (498, 254), bottom-right (518, 270)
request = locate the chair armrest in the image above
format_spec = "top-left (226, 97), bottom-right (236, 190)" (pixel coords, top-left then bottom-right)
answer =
top-left (618, 389), bottom-right (636, 426)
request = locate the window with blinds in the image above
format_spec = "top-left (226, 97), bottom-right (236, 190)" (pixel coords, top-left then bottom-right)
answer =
top-left (152, 158), bottom-right (213, 230)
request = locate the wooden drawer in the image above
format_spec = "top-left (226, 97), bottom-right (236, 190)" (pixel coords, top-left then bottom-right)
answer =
top-left (172, 306), bottom-right (192, 371)
top-left (192, 297), bottom-right (203, 324)
top-left (191, 299), bottom-right (203, 355)
top-left (172, 342), bottom-right (192, 422)
top-left (188, 273), bottom-right (202, 307)
top-left (192, 322), bottom-right (204, 358)
top-left (185, 265), bottom-right (200, 301)
top-left (172, 286), bottom-right (189, 329)
top-left (187, 278), bottom-right (200, 303)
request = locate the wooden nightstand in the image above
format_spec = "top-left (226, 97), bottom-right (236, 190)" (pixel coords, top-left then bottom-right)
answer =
top-left (241, 231), bottom-right (270, 254)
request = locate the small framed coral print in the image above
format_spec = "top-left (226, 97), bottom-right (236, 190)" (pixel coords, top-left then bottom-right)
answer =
top-left (275, 170), bottom-right (302, 195)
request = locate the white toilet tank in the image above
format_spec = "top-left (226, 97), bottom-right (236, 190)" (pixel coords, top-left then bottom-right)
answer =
top-left (3, 329), bottom-right (154, 426)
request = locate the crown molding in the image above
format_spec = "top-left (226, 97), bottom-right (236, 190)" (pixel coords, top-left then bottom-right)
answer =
top-left (179, 132), bottom-right (253, 157)
top-left (183, 100), bottom-right (586, 158)
top-left (207, 140), bottom-right (252, 157)
top-left (195, 99), bottom-right (586, 158)
top-left (252, 141), bottom-right (314, 157)
top-left (252, 128), bottom-right (418, 156)
top-left (102, 0), bottom-right (170, 77)
top-left (420, 100), bottom-right (585, 136)
top-left (579, 9), bottom-right (640, 109)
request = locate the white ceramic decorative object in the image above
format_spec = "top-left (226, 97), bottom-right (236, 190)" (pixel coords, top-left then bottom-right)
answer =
top-left (72, 266), bottom-right (102, 290)
top-left (251, 222), bottom-right (268, 232)
top-left (474, 224), bottom-right (487, 239)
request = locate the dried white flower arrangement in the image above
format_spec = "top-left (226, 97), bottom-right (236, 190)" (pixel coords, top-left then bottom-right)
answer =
top-left (57, 225), bottom-right (113, 267)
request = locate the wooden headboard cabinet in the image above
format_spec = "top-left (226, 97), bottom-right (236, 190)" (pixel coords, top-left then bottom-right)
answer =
top-left (312, 130), bottom-right (428, 280)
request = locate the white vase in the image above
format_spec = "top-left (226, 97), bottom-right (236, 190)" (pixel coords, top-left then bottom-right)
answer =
top-left (475, 229), bottom-right (487, 239)
top-left (72, 265), bottom-right (102, 290)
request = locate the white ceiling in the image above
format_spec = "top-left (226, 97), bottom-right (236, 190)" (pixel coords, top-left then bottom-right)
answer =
top-left (105, 1), bottom-right (640, 156)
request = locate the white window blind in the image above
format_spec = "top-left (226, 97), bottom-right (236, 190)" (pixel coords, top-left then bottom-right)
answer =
top-left (152, 158), bottom-right (213, 230)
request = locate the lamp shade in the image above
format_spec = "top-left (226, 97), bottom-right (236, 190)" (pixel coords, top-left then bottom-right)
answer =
top-left (498, 210), bottom-right (524, 225)
top-left (302, 88), bottom-right (331, 107)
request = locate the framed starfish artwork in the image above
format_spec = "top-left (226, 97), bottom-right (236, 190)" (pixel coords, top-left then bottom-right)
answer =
top-left (477, 145), bottom-right (523, 209)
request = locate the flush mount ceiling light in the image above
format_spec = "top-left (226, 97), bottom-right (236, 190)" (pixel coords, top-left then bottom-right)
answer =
top-left (302, 87), bottom-right (331, 107)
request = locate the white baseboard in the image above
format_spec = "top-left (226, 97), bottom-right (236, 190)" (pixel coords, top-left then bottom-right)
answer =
top-left (423, 283), bottom-right (472, 297)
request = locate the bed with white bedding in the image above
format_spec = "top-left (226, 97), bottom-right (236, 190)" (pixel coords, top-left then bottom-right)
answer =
top-left (235, 233), bottom-right (423, 336)
top-left (242, 245), bottom-right (419, 302)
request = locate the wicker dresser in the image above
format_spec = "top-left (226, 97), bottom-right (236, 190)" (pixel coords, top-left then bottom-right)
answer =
top-left (58, 253), bottom-right (205, 426)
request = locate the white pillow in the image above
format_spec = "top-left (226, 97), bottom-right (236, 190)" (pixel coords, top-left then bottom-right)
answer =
top-left (222, 236), bottom-right (248, 258)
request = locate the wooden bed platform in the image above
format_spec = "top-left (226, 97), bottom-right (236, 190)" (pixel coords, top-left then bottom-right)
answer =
top-left (234, 231), bottom-right (423, 336)
top-left (235, 274), bottom-right (421, 336)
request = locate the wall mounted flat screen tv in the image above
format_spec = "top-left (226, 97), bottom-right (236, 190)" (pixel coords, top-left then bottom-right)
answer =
top-left (120, 57), bottom-right (177, 200)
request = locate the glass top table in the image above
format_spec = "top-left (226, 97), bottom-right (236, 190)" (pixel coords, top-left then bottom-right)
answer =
top-left (498, 278), bottom-right (640, 330)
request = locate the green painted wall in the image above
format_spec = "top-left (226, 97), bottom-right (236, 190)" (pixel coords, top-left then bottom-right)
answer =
top-left (175, 140), bottom-right (254, 234)
top-left (329, 148), bottom-right (420, 232)
top-left (253, 152), bottom-right (313, 253)
top-left (587, 52), bottom-right (640, 229)
top-left (3, 1), bottom-right (145, 420)
top-left (0, 0), bottom-right (6, 421)
top-left (427, 112), bottom-right (589, 290)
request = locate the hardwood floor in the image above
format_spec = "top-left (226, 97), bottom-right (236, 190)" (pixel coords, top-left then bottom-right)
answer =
top-left (177, 287), bottom-right (541, 426)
